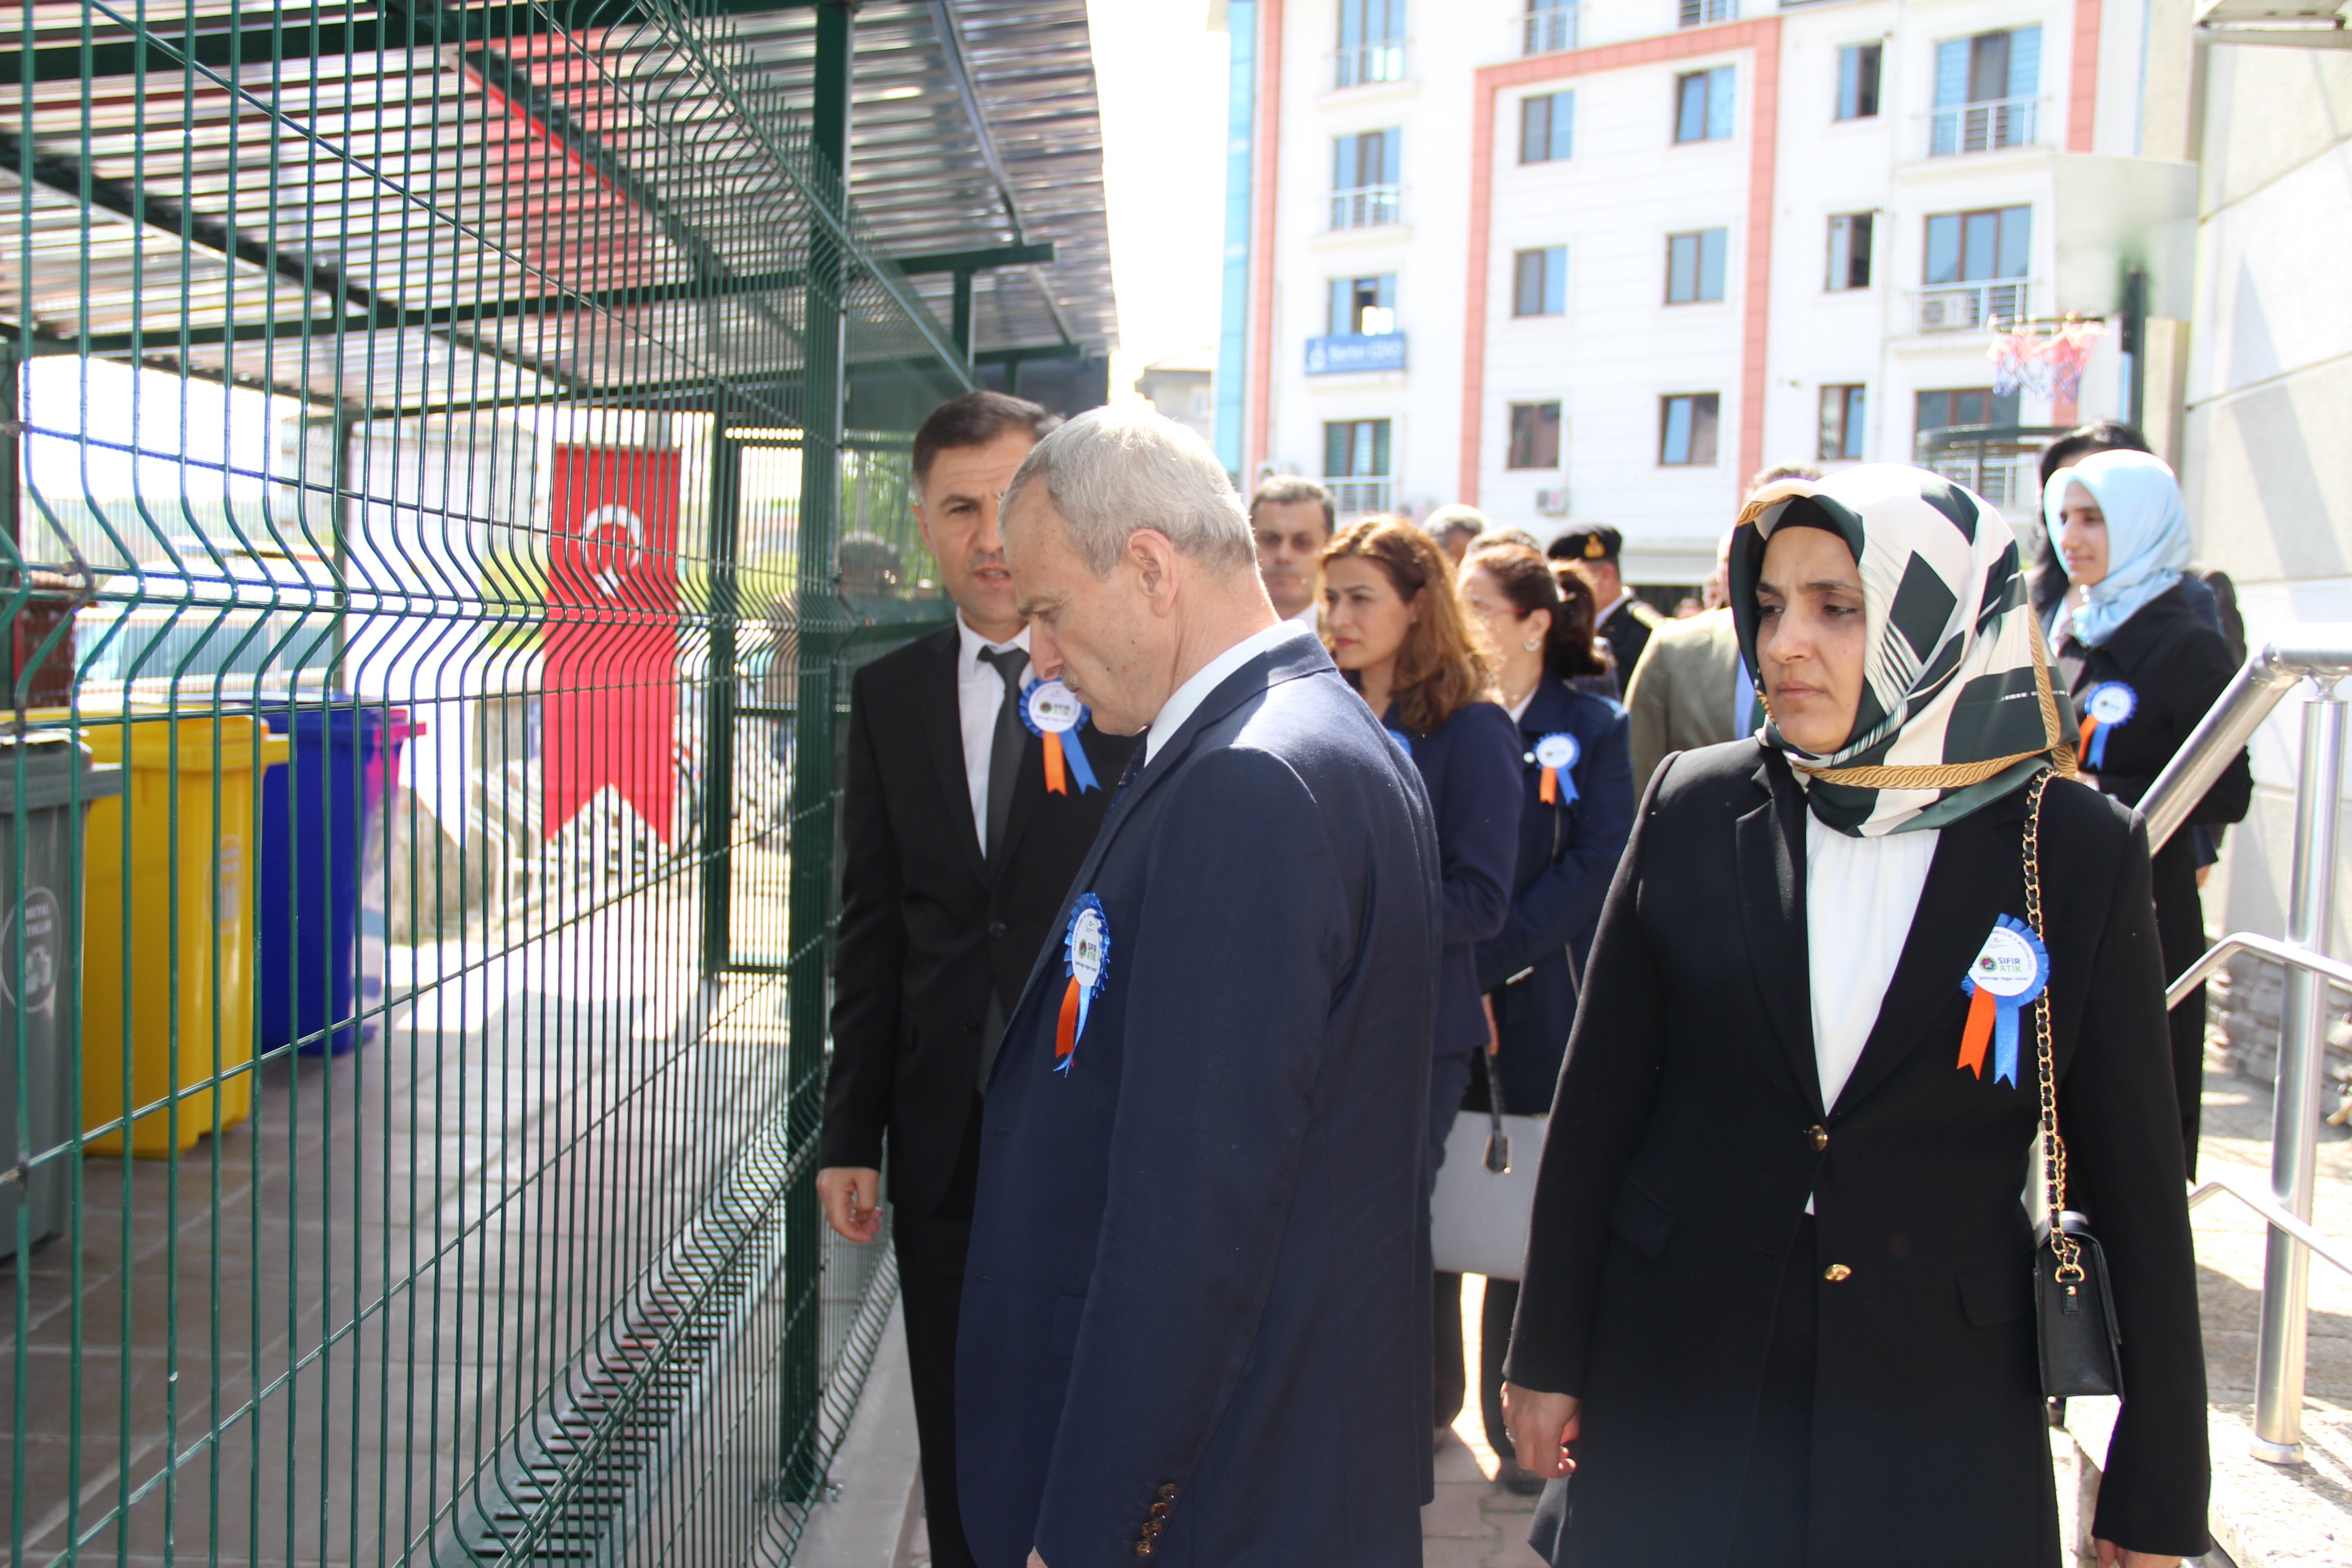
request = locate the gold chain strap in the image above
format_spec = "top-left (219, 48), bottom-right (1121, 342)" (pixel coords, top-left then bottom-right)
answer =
top-left (2021, 768), bottom-right (2085, 1282)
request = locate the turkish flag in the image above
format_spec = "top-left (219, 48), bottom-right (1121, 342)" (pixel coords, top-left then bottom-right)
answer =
top-left (543, 444), bottom-right (681, 842)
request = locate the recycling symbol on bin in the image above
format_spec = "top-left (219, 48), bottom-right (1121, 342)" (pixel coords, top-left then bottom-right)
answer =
top-left (0, 887), bottom-right (61, 1017)
top-left (579, 504), bottom-right (647, 600)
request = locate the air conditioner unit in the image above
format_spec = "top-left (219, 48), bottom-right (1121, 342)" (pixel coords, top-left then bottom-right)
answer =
top-left (1534, 486), bottom-right (1571, 516)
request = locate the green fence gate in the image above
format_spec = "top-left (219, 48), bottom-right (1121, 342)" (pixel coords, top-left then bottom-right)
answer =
top-left (0, 3), bottom-right (978, 1562)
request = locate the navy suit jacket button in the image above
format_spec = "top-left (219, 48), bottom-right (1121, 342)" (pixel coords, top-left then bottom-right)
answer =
top-left (987, 919), bottom-right (1008, 938)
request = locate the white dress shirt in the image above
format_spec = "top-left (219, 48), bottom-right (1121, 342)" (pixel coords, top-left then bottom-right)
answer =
top-left (1146, 621), bottom-right (1307, 764)
top-left (1805, 815), bottom-right (1939, 1112)
top-left (956, 613), bottom-right (1033, 842)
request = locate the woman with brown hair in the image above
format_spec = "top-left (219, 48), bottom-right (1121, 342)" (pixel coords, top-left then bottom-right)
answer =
top-left (1535, 553), bottom-right (1623, 701)
top-left (1323, 514), bottom-right (1524, 1445)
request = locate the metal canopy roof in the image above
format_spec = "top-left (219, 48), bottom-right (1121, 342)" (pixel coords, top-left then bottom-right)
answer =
top-left (0, 0), bottom-right (1116, 417)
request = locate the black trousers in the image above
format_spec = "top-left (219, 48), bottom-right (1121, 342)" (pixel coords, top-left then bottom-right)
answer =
top-left (890, 1100), bottom-right (984, 1568)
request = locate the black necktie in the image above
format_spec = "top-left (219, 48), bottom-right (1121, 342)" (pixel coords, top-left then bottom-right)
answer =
top-left (978, 645), bottom-right (1030, 864)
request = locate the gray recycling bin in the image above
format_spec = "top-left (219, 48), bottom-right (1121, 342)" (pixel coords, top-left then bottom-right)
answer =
top-left (0, 735), bottom-right (119, 1261)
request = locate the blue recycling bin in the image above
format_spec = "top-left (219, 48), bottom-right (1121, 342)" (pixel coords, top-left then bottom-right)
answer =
top-left (250, 700), bottom-right (386, 1056)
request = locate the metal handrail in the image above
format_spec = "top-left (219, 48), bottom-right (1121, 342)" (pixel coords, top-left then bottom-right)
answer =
top-left (2138, 624), bottom-right (2352, 851)
top-left (2190, 1167), bottom-right (2352, 1279)
top-left (2143, 626), bottom-right (2352, 1463)
top-left (2167, 931), bottom-right (2352, 1009)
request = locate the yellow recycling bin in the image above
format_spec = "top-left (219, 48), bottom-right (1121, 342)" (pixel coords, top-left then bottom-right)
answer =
top-left (78, 713), bottom-right (289, 1156)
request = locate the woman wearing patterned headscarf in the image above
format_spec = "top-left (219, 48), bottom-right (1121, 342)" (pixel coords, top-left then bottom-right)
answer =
top-left (1499, 466), bottom-right (2208, 1568)
top-left (2048, 449), bottom-right (2251, 1179)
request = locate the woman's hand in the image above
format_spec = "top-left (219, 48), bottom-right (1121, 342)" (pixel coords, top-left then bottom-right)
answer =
top-left (1501, 1382), bottom-right (1580, 1479)
top-left (2093, 1543), bottom-right (2179, 1568)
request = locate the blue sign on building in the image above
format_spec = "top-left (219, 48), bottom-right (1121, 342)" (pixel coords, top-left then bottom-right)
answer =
top-left (1303, 333), bottom-right (1407, 376)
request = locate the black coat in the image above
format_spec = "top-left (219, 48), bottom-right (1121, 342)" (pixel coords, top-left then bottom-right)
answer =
top-left (2060, 581), bottom-right (2250, 1174)
top-left (1386, 697), bottom-right (1522, 1056)
top-left (1597, 595), bottom-right (1664, 684)
top-left (1506, 742), bottom-right (2209, 1566)
top-left (957, 631), bottom-right (1440, 1568)
top-left (821, 622), bottom-right (1140, 1218)
top-left (1475, 679), bottom-right (1635, 1115)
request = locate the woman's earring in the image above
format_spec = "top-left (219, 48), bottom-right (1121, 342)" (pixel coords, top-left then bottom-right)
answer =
top-left (1523, 637), bottom-right (1543, 652)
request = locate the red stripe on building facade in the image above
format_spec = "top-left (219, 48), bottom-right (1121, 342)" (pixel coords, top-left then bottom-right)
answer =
top-left (2067, 0), bottom-right (2102, 152)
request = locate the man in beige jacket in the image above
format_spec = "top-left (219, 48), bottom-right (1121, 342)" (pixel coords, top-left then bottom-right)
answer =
top-left (1623, 527), bottom-right (1755, 790)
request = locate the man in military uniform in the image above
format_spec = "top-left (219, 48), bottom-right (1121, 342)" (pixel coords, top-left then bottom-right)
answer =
top-left (1548, 524), bottom-right (1664, 678)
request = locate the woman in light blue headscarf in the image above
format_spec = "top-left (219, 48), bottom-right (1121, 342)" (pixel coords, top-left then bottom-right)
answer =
top-left (2047, 448), bottom-right (2250, 1176)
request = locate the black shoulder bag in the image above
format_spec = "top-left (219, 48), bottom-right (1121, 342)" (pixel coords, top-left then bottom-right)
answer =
top-left (2022, 769), bottom-right (2126, 1398)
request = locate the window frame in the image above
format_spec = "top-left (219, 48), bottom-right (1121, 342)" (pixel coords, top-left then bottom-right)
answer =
top-left (1323, 417), bottom-right (1395, 479)
top-left (1818, 384), bottom-right (1867, 461)
top-left (1674, 65), bottom-right (1737, 144)
top-left (1658, 393), bottom-right (1722, 466)
top-left (1923, 205), bottom-right (2031, 285)
top-left (1511, 245), bottom-right (1569, 317)
top-left (1519, 89), bottom-right (1576, 164)
top-left (1507, 402), bottom-right (1564, 470)
top-left (1665, 228), bottom-right (1729, 305)
top-left (1914, 387), bottom-right (2022, 432)
top-left (1824, 212), bottom-right (1874, 291)
top-left (1835, 42), bottom-right (1882, 121)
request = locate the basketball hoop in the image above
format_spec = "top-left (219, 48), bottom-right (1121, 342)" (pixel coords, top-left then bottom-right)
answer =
top-left (1987, 317), bottom-right (2106, 401)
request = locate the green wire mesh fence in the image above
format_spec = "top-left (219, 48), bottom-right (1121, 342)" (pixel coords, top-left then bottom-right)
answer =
top-left (0, 3), bottom-right (971, 1562)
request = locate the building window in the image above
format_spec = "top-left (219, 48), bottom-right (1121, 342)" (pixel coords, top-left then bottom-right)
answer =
top-left (1665, 229), bottom-right (1728, 304)
top-left (1328, 274), bottom-right (1398, 336)
top-left (1325, 418), bottom-right (1393, 478)
top-left (1513, 246), bottom-right (1568, 317)
top-left (1925, 206), bottom-right (2030, 284)
top-left (1836, 43), bottom-right (1881, 119)
top-left (1678, 0), bottom-right (1737, 25)
top-left (1521, 0), bottom-right (1578, 55)
top-left (1330, 129), bottom-right (1402, 229)
top-left (1674, 66), bottom-right (1737, 143)
top-left (1336, 0), bottom-right (1407, 88)
top-left (1508, 402), bottom-right (1563, 469)
top-left (1916, 387), bottom-right (2022, 431)
top-left (1819, 385), bottom-right (1867, 460)
top-left (1659, 394), bottom-right (1721, 466)
top-left (1826, 213), bottom-right (1873, 290)
top-left (1930, 27), bottom-right (2041, 154)
top-left (1520, 90), bottom-right (1575, 163)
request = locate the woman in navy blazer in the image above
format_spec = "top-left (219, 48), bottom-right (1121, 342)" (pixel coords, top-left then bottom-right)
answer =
top-left (1458, 543), bottom-right (1636, 1486)
top-left (1324, 515), bottom-right (1524, 1442)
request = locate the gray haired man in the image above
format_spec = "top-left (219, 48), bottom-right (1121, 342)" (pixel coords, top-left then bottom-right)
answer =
top-left (954, 408), bottom-right (1441, 1568)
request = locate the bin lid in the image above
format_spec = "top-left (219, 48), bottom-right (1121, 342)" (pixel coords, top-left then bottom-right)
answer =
top-left (0, 734), bottom-right (124, 813)
top-left (69, 711), bottom-right (292, 774)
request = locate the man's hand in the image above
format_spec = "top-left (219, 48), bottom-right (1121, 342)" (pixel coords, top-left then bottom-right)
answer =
top-left (816, 1166), bottom-right (884, 1243)
top-left (1027, 1553), bottom-right (1048, 1568)
top-left (2094, 1543), bottom-right (2179, 1568)
top-left (1501, 1382), bottom-right (1580, 1479)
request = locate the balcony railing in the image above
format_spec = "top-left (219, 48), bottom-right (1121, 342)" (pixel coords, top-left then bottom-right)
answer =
top-left (1332, 41), bottom-right (1408, 88)
top-left (1519, 2), bottom-right (1579, 54)
top-left (1323, 476), bottom-right (1394, 517)
top-left (1677, 0), bottom-right (1738, 25)
top-left (1912, 423), bottom-right (2069, 515)
top-left (1927, 95), bottom-right (2040, 156)
top-left (1328, 185), bottom-right (1403, 231)
top-left (1915, 279), bottom-right (2029, 333)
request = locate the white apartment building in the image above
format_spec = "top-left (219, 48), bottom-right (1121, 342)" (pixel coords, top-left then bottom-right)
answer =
top-left (1221, 0), bottom-right (2197, 587)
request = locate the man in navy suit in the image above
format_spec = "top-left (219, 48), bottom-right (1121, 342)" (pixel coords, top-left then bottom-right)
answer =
top-left (956, 408), bottom-right (1442, 1568)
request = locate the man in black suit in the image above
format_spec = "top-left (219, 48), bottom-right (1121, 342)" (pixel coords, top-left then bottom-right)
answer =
top-left (818, 391), bottom-right (1139, 1568)
top-left (1550, 523), bottom-right (1664, 677)
top-left (957, 408), bottom-right (1441, 1568)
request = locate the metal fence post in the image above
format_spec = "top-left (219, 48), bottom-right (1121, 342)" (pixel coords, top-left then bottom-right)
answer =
top-left (702, 402), bottom-right (740, 975)
top-left (2254, 680), bottom-right (2345, 1462)
top-left (782, 0), bottom-right (856, 1501)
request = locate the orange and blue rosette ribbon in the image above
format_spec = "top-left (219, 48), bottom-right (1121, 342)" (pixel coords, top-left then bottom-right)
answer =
top-left (2077, 681), bottom-right (2136, 771)
top-left (1957, 914), bottom-right (2049, 1088)
top-left (1533, 731), bottom-right (1581, 806)
top-left (1024, 679), bottom-right (1099, 795)
top-left (1055, 893), bottom-right (1110, 1073)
